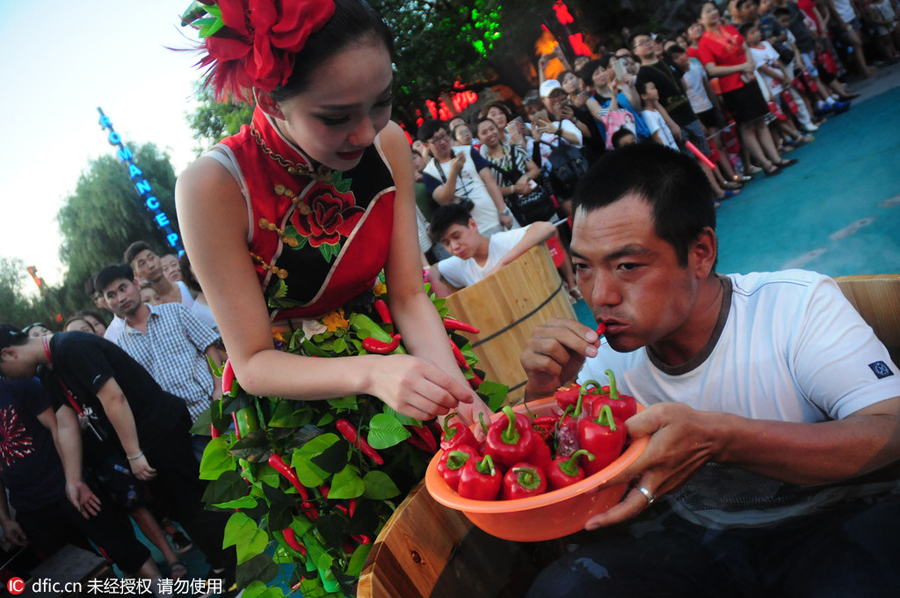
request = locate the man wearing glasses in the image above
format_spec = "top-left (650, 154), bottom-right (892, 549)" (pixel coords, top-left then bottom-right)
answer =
top-left (418, 119), bottom-right (515, 238)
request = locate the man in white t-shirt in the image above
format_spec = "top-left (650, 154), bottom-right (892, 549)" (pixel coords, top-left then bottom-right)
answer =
top-left (427, 203), bottom-right (555, 292)
top-left (522, 144), bottom-right (900, 596)
top-left (418, 120), bottom-right (514, 237)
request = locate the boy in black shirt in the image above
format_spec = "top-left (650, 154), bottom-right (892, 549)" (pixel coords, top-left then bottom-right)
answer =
top-left (0, 377), bottom-right (160, 582)
top-left (0, 325), bottom-right (235, 591)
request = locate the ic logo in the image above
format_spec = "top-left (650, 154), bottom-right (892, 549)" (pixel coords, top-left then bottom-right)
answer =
top-left (7, 577), bottom-right (25, 595)
top-left (869, 361), bottom-right (894, 379)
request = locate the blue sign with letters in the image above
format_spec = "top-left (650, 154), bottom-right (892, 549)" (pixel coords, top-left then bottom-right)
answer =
top-left (97, 108), bottom-right (183, 255)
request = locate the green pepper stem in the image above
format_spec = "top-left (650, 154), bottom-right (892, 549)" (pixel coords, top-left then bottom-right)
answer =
top-left (476, 454), bottom-right (496, 475)
top-left (442, 412), bottom-right (459, 440)
top-left (478, 412), bottom-right (489, 435)
top-left (594, 404), bottom-right (617, 430)
top-left (559, 449), bottom-right (594, 477)
top-left (447, 450), bottom-right (472, 470)
top-left (501, 406), bottom-right (521, 445)
top-left (604, 369), bottom-right (619, 401)
top-left (513, 466), bottom-right (542, 490)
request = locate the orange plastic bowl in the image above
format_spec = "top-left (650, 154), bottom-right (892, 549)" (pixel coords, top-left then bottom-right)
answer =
top-left (425, 397), bottom-right (647, 542)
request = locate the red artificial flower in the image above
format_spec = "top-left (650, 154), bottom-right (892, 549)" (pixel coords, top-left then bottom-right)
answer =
top-left (200, 0), bottom-right (336, 100)
top-left (291, 184), bottom-right (364, 248)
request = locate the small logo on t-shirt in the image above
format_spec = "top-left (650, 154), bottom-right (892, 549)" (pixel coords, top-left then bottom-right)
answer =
top-left (869, 361), bottom-right (894, 379)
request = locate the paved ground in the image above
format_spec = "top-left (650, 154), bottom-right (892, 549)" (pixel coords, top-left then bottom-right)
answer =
top-left (716, 62), bottom-right (900, 278)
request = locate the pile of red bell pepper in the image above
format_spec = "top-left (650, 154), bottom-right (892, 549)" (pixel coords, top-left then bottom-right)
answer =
top-left (436, 369), bottom-right (635, 501)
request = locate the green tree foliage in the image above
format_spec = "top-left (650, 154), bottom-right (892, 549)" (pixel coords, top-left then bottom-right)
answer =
top-left (186, 82), bottom-right (254, 155)
top-left (0, 259), bottom-right (85, 330)
top-left (57, 143), bottom-right (179, 294)
top-left (0, 257), bottom-right (33, 325)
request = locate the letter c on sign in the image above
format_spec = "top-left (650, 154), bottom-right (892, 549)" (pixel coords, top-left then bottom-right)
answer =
top-left (7, 577), bottom-right (24, 595)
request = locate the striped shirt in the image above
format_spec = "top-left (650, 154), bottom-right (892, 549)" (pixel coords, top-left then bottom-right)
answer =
top-left (117, 303), bottom-right (220, 423)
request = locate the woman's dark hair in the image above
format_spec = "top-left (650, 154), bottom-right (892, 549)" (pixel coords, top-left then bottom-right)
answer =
top-left (179, 253), bottom-right (203, 294)
top-left (429, 203), bottom-right (475, 244)
top-left (64, 316), bottom-right (96, 334)
top-left (270, 0), bottom-right (394, 102)
top-left (572, 144), bottom-right (717, 268)
top-left (579, 59), bottom-right (603, 86)
top-left (556, 69), bottom-right (576, 83)
top-left (611, 128), bottom-right (636, 148)
top-left (479, 101), bottom-right (513, 120)
top-left (738, 22), bottom-right (757, 38)
top-left (75, 309), bottom-right (108, 327)
top-left (580, 55), bottom-right (615, 87)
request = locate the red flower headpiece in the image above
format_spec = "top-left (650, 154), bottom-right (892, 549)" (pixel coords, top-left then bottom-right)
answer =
top-left (182, 0), bottom-right (336, 102)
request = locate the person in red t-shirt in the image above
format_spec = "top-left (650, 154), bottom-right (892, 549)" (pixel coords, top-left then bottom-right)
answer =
top-left (697, 1), bottom-right (795, 176)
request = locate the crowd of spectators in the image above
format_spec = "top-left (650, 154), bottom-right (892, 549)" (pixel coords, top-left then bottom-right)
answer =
top-left (0, 241), bottom-right (235, 597)
top-left (411, 0), bottom-right (893, 280)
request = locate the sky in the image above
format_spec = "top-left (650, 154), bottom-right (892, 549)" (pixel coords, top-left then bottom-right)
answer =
top-left (0, 0), bottom-right (205, 290)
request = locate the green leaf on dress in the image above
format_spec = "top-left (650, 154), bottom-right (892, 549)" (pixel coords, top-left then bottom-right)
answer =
top-left (199, 437), bottom-right (234, 480)
top-left (362, 470), bottom-right (401, 500)
top-left (328, 465), bottom-right (366, 499)
top-left (366, 413), bottom-right (411, 449)
top-left (224, 512), bottom-right (269, 564)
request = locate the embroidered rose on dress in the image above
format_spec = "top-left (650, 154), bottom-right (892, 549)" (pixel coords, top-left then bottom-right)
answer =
top-left (289, 183), bottom-right (364, 261)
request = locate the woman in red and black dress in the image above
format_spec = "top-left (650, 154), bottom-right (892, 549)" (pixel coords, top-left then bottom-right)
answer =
top-left (697, 1), bottom-right (796, 175)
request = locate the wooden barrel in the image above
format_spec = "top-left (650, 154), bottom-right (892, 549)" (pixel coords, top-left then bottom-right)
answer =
top-left (444, 244), bottom-right (576, 404)
top-left (357, 482), bottom-right (569, 598)
top-left (357, 483), bottom-right (471, 598)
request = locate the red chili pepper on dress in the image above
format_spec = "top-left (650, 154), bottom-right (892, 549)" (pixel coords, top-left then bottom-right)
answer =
top-left (577, 404), bottom-right (627, 476)
top-left (408, 424), bottom-right (438, 453)
top-left (589, 370), bottom-right (637, 423)
top-left (335, 419), bottom-right (384, 465)
top-left (222, 359), bottom-right (235, 395)
top-left (267, 454), bottom-right (310, 502)
top-left (500, 462), bottom-right (548, 500)
top-left (440, 412), bottom-right (479, 451)
top-left (282, 529), bottom-right (307, 555)
top-left (449, 339), bottom-right (470, 370)
top-left (443, 318), bottom-right (480, 334)
top-left (468, 371), bottom-right (484, 390)
top-left (373, 299), bottom-right (392, 325)
top-left (546, 449), bottom-right (595, 490)
top-left (438, 446), bottom-right (479, 492)
top-left (484, 406), bottom-right (536, 467)
top-left (361, 334), bottom-right (401, 354)
top-left (457, 454), bottom-right (502, 501)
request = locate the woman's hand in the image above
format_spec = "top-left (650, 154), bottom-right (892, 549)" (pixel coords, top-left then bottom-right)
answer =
top-left (367, 354), bottom-right (474, 421)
